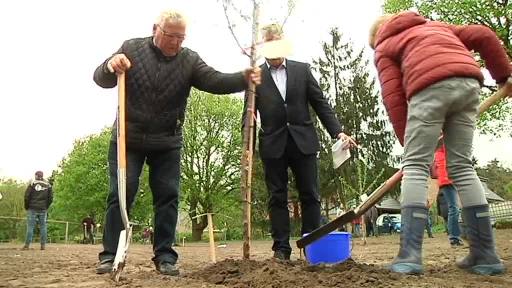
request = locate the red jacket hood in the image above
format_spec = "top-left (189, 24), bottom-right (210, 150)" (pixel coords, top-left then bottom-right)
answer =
top-left (375, 12), bottom-right (427, 48)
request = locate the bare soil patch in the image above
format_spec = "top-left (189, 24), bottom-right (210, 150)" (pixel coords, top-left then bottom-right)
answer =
top-left (1, 229), bottom-right (511, 287)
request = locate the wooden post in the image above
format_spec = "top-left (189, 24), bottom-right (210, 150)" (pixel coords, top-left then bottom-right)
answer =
top-left (427, 177), bottom-right (439, 209)
top-left (65, 222), bottom-right (69, 244)
top-left (207, 213), bottom-right (216, 263)
top-left (361, 216), bottom-right (367, 245)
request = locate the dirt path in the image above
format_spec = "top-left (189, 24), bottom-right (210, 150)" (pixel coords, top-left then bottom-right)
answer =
top-left (1, 229), bottom-right (511, 288)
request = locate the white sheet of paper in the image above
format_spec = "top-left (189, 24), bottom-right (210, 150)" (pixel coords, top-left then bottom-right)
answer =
top-left (332, 138), bottom-right (350, 169)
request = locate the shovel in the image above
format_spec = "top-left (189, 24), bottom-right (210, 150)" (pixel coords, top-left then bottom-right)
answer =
top-left (111, 73), bottom-right (133, 281)
top-left (297, 81), bottom-right (511, 249)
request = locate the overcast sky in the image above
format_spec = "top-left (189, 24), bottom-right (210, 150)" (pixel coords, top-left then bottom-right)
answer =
top-left (0, 0), bottom-right (510, 181)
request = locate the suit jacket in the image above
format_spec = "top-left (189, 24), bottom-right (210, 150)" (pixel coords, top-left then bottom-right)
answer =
top-left (246, 60), bottom-right (342, 159)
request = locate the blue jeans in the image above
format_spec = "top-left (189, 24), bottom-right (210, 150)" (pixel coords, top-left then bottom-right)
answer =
top-left (354, 224), bottom-right (361, 236)
top-left (25, 209), bottom-right (48, 246)
top-left (441, 184), bottom-right (462, 241)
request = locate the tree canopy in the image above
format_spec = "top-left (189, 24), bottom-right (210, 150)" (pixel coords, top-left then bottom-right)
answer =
top-left (476, 159), bottom-right (512, 200)
top-left (313, 28), bottom-right (398, 212)
top-left (181, 90), bottom-right (247, 240)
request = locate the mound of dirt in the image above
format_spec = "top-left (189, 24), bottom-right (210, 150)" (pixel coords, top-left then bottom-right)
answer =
top-left (188, 258), bottom-right (403, 288)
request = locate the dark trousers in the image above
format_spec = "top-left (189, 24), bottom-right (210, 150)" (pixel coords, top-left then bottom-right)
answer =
top-left (84, 229), bottom-right (94, 244)
top-left (262, 136), bottom-right (320, 255)
top-left (99, 141), bottom-right (180, 264)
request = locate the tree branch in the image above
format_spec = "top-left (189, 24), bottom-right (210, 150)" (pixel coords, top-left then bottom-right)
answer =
top-left (222, 0), bottom-right (250, 57)
top-left (280, 0), bottom-right (297, 29)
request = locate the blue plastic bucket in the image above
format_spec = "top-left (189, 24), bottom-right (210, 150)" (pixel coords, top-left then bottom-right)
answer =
top-left (304, 232), bottom-right (351, 265)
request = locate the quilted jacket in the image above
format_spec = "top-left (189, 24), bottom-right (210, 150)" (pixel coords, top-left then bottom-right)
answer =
top-left (94, 37), bottom-right (247, 150)
top-left (374, 12), bottom-right (511, 145)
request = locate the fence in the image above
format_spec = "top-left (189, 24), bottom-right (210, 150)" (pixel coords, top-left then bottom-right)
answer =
top-left (0, 216), bottom-right (80, 243)
top-left (490, 201), bottom-right (512, 224)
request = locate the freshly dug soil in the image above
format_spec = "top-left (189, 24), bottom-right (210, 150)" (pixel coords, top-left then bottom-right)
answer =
top-left (1, 229), bottom-right (511, 287)
top-left (188, 258), bottom-right (402, 288)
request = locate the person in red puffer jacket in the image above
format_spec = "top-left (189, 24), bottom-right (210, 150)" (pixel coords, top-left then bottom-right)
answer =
top-left (434, 143), bottom-right (463, 247)
top-left (369, 11), bottom-right (512, 275)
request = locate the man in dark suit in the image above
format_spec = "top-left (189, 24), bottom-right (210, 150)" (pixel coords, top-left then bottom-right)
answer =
top-left (246, 23), bottom-right (355, 260)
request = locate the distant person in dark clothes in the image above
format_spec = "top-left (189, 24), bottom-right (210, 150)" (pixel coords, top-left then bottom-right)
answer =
top-left (23, 171), bottom-right (53, 250)
top-left (82, 215), bottom-right (96, 244)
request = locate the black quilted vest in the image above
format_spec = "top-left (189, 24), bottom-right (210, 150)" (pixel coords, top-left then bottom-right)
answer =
top-left (102, 37), bottom-right (246, 150)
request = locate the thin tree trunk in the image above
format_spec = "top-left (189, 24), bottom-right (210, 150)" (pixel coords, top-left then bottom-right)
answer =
top-left (292, 201), bottom-right (300, 220)
top-left (191, 221), bottom-right (208, 241)
top-left (189, 205), bottom-right (208, 241)
top-left (240, 0), bottom-right (260, 260)
top-left (323, 198), bottom-right (330, 221)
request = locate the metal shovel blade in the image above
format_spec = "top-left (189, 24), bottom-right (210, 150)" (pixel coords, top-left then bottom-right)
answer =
top-left (111, 167), bottom-right (131, 281)
top-left (296, 210), bottom-right (356, 249)
top-left (112, 230), bottom-right (126, 270)
top-left (111, 227), bottom-right (132, 281)
top-left (296, 170), bottom-right (403, 249)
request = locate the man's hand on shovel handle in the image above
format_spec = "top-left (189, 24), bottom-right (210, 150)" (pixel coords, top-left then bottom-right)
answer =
top-left (107, 53), bottom-right (132, 74)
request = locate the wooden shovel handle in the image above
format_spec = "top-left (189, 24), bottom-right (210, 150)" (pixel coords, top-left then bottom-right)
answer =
top-left (117, 73), bottom-right (126, 169)
top-left (478, 78), bottom-right (511, 115)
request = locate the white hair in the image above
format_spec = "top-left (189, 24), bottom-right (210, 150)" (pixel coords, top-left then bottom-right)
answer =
top-left (156, 9), bottom-right (187, 26)
top-left (261, 23), bottom-right (283, 39)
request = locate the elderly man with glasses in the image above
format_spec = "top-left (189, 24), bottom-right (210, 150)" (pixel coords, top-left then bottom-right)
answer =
top-left (93, 9), bottom-right (260, 276)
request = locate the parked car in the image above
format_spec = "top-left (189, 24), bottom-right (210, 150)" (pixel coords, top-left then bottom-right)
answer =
top-left (376, 213), bottom-right (401, 234)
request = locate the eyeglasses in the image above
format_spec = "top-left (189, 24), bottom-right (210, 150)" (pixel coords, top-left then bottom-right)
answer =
top-left (157, 24), bottom-right (186, 41)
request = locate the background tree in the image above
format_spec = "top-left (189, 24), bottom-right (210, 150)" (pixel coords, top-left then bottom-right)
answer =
top-left (383, 0), bottom-right (512, 137)
top-left (506, 181), bottom-right (512, 197)
top-left (338, 160), bottom-right (388, 209)
top-left (0, 178), bottom-right (27, 241)
top-left (45, 90), bottom-right (272, 243)
top-left (476, 159), bottom-right (512, 200)
top-left (181, 90), bottom-right (246, 241)
top-left (249, 154), bottom-right (271, 238)
top-left (51, 128), bottom-right (153, 240)
top-left (313, 27), bottom-right (397, 212)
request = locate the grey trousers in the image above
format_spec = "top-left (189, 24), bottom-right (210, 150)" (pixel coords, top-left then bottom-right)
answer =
top-left (401, 77), bottom-right (487, 208)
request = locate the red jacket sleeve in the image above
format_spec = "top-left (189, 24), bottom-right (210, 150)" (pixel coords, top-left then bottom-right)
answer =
top-left (434, 145), bottom-right (452, 186)
top-left (375, 53), bottom-right (408, 146)
top-left (451, 24), bottom-right (512, 84)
